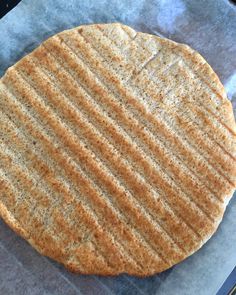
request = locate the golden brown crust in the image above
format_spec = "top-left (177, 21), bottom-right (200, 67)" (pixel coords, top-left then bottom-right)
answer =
top-left (0, 23), bottom-right (235, 276)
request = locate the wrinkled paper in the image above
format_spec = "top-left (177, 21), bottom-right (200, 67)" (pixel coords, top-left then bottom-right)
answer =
top-left (0, 0), bottom-right (236, 294)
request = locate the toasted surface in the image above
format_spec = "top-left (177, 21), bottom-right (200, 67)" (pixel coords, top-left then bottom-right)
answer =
top-left (0, 23), bottom-right (235, 276)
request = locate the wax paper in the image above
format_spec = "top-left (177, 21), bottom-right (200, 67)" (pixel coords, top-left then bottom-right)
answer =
top-left (0, 0), bottom-right (235, 294)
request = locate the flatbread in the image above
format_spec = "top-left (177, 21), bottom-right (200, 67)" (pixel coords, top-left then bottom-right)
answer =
top-left (0, 23), bottom-right (235, 276)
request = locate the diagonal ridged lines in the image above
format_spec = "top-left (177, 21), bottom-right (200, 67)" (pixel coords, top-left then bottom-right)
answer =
top-left (127, 65), bottom-right (235, 187)
top-left (0, 119), bottom-right (123, 273)
top-left (50, 33), bottom-right (230, 205)
top-left (0, 144), bottom-right (67, 242)
top-left (96, 26), bottom-right (236, 156)
top-left (57, 41), bottom-right (227, 213)
top-left (8, 68), bottom-right (183, 266)
top-left (0, 84), bottom-right (154, 273)
top-left (182, 57), bottom-right (229, 105)
top-left (24, 59), bottom-right (193, 254)
top-left (42, 37), bottom-right (225, 227)
top-left (0, 161), bottom-right (113, 274)
top-left (0, 92), bottom-right (173, 276)
top-left (185, 102), bottom-right (236, 161)
top-left (33, 48), bottom-right (220, 219)
top-left (37, 40), bottom-right (216, 234)
top-left (0, 78), bottom-right (175, 270)
top-left (99, 26), bottom-right (236, 137)
top-left (147, 60), bottom-right (236, 160)
top-left (164, 59), bottom-right (236, 138)
top-left (52, 35), bottom-right (222, 210)
top-left (73, 30), bottom-right (236, 197)
top-left (30, 63), bottom-right (208, 253)
top-left (27, 53), bottom-right (206, 251)
top-left (0, 146), bottom-right (63, 234)
top-left (1, 24), bottom-right (235, 275)
top-left (77, 29), bottom-right (232, 180)
top-left (0, 24), bottom-right (235, 275)
top-left (31, 44), bottom-right (223, 225)
top-left (134, 64), bottom-right (236, 184)
top-left (126, 49), bottom-right (236, 168)
top-left (0, 149), bottom-right (43, 218)
top-left (0, 168), bottom-right (69, 260)
top-left (175, 105), bottom-right (236, 180)
top-left (1, 111), bottom-right (162, 273)
top-left (0, 100), bottom-right (175, 272)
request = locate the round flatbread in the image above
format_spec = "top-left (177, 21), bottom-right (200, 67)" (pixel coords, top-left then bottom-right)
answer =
top-left (0, 23), bottom-right (235, 276)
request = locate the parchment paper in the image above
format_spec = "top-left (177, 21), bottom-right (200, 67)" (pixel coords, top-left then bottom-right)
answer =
top-left (0, 0), bottom-right (235, 294)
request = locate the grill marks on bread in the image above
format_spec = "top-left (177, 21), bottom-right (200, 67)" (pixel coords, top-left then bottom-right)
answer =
top-left (0, 23), bottom-right (235, 276)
